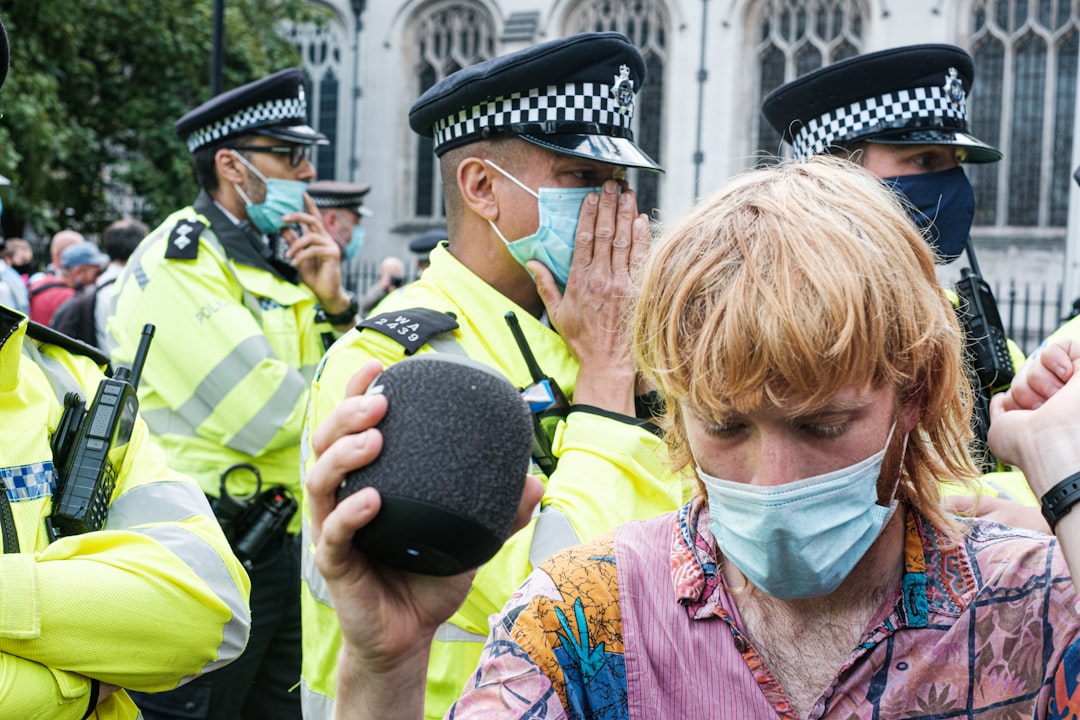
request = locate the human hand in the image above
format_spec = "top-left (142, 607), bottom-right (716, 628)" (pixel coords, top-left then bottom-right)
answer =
top-left (940, 494), bottom-right (1050, 534)
top-left (997, 338), bottom-right (1076, 412)
top-left (306, 361), bottom-right (544, 675)
top-left (533, 180), bottom-right (649, 414)
top-left (282, 194), bottom-right (349, 313)
top-left (988, 337), bottom-right (1080, 497)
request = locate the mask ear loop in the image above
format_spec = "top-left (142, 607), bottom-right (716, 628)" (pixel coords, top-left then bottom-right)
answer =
top-left (484, 159), bottom-right (540, 199)
top-left (229, 150), bottom-right (268, 207)
top-left (876, 416), bottom-right (910, 508)
top-left (485, 159), bottom-right (540, 246)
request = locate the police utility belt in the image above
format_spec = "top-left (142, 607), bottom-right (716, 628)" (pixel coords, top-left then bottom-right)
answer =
top-left (211, 463), bottom-right (297, 569)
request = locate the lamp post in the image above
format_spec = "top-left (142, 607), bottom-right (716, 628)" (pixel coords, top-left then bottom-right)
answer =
top-left (349, 0), bottom-right (367, 182)
top-left (211, 0), bottom-right (225, 96)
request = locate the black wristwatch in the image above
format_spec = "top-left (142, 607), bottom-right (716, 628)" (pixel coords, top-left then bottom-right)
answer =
top-left (319, 291), bottom-right (359, 326)
top-left (1040, 470), bottom-right (1080, 531)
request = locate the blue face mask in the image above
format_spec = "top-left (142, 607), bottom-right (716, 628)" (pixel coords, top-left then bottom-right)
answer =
top-left (485, 160), bottom-right (600, 292)
top-left (231, 150), bottom-right (309, 235)
top-left (344, 224), bottom-right (365, 261)
top-left (885, 166), bottom-right (975, 264)
top-left (697, 424), bottom-right (903, 600)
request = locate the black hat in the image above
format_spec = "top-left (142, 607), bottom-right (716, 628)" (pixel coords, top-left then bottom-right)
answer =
top-left (761, 44), bottom-right (1001, 163)
top-left (408, 229), bottom-right (448, 261)
top-left (409, 32), bottom-right (662, 171)
top-left (175, 68), bottom-right (329, 153)
top-left (308, 180), bottom-right (373, 217)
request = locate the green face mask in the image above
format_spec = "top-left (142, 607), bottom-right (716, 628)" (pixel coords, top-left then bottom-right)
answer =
top-left (231, 150), bottom-right (308, 235)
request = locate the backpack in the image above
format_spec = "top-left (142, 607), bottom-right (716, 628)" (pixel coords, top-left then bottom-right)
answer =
top-left (50, 278), bottom-right (114, 349)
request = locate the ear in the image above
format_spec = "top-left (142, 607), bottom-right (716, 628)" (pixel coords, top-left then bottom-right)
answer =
top-left (215, 148), bottom-right (247, 185)
top-left (898, 391), bottom-right (921, 435)
top-left (457, 156), bottom-right (500, 222)
top-left (321, 209), bottom-right (342, 234)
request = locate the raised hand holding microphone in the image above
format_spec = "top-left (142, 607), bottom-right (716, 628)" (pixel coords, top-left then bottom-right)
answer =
top-left (306, 360), bottom-right (543, 720)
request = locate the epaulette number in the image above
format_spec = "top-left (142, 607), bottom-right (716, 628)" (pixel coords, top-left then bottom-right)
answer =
top-left (358, 308), bottom-right (459, 355)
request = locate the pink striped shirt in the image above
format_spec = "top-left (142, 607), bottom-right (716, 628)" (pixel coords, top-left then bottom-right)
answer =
top-left (450, 497), bottom-right (1080, 718)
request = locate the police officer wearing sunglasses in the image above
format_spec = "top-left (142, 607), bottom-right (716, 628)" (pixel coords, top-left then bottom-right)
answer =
top-left (108, 68), bottom-right (356, 720)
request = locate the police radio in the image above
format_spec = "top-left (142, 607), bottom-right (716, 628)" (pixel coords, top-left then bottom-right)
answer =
top-left (954, 240), bottom-right (1014, 390)
top-left (505, 311), bottom-right (569, 476)
top-left (47, 324), bottom-right (155, 541)
top-left (953, 240), bottom-right (1014, 473)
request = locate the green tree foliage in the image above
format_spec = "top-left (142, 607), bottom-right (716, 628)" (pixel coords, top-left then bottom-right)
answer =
top-left (0, 0), bottom-right (329, 243)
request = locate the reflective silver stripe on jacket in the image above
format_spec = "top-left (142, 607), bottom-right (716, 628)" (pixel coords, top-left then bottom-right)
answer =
top-left (141, 335), bottom-right (307, 455)
top-left (433, 622), bottom-right (487, 643)
top-left (528, 507), bottom-right (581, 567)
top-left (135, 523), bottom-right (250, 671)
top-left (22, 342), bottom-right (84, 401)
top-left (301, 514), bottom-right (333, 607)
top-left (106, 478), bottom-right (214, 528)
top-left (301, 681), bottom-right (335, 720)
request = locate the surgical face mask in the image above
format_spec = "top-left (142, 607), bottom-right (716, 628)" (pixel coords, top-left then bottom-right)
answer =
top-left (344, 224), bottom-right (364, 261)
top-left (231, 150), bottom-right (308, 235)
top-left (485, 160), bottom-right (600, 291)
top-left (698, 424), bottom-right (904, 600)
top-left (885, 166), bottom-right (975, 264)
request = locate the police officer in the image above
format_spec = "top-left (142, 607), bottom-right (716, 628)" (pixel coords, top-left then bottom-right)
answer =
top-left (307, 180), bottom-right (372, 264)
top-left (299, 32), bottom-right (685, 719)
top-left (408, 228), bottom-right (447, 274)
top-left (0, 16), bottom-right (250, 720)
top-left (761, 45), bottom-right (1037, 517)
top-left (109, 69), bottom-right (354, 719)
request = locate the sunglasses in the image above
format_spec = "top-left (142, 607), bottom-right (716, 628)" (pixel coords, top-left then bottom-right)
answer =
top-left (230, 144), bottom-right (312, 168)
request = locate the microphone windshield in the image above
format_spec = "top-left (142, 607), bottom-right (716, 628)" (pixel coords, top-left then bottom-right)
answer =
top-left (337, 354), bottom-right (534, 575)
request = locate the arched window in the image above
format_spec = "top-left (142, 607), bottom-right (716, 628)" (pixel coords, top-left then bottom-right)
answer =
top-left (966, 0), bottom-right (1079, 230)
top-left (410, 2), bottom-right (496, 219)
top-left (284, 20), bottom-right (344, 178)
top-left (566, 0), bottom-right (669, 217)
top-left (751, 0), bottom-right (866, 162)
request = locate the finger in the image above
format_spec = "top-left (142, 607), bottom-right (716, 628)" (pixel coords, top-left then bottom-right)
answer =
top-left (590, 180), bottom-right (621, 265)
top-left (287, 230), bottom-right (343, 264)
top-left (314, 486), bottom-right (382, 577)
top-left (310, 362), bottom-right (386, 455)
top-left (628, 215), bottom-right (651, 274)
top-left (306, 425), bottom-right (385, 543)
top-left (1039, 342), bottom-right (1076, 383)
top-left (940, 494), bottom-right (976, 516)
top-left (609, 187), bottom-right (637, 273)
top-left (569, 190), bottom-right (601, 271)
top-left (529, 260), bottom-right (563, 313)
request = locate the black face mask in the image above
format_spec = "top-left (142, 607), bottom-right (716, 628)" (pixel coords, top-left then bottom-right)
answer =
top-left (883, 167), bottom-right (976, 264)
top-left (12, 263), bottom-right (34, 276)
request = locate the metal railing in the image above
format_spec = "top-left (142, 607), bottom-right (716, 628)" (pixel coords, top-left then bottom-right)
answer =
top-left (992, 279), bottom-right (1078, 356)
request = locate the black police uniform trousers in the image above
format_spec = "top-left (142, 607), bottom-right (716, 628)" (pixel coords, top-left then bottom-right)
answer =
top-left (130, 533), bottom-right (302, 720)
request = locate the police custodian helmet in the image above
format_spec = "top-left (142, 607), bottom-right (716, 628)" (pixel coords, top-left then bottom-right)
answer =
top-left (174, 68), bottom-right (329, 153)
top-left (307, 181), bottom-right (374, 218)
top-left (408, 32), bottom-right (663, 172)
top-left (762, 44), bottom-right (1001, 163)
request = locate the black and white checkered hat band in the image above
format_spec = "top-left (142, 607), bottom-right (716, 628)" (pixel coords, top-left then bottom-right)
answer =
top-left (433, 82), bottom-right (634, 149)
top-left (791, 85), bottom-right (967, 160)
top-left (185, 96), bottom-right (308, 152)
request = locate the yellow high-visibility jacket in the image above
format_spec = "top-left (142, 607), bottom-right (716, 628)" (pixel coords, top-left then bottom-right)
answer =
top-left (0, 306), bottom-right (250, 720)
top-left (107, 192), bottom-right (331, 531)
top-left (299, 243), bottom-right (687, 719)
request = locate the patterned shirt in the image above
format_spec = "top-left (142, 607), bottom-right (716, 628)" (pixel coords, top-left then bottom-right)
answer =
top-left (449, 497), bottom-right (1080, 719)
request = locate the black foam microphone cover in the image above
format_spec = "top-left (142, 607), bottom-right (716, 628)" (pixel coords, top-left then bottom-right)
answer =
top-left (337, 354), bottom-right (534, 575)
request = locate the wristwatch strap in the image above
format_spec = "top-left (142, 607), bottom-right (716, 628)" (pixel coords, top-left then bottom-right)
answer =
top-left (1040, 470), bottom-right (1080, 531)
